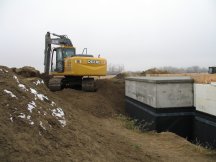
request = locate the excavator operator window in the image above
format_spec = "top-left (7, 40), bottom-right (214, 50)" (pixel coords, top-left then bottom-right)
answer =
top-left (62, 48), bottom-right (75, 58)
top-left (51, 50), bottom-right (57, 72)
top-left (51, 48), bottom-right (64, 72)
top-left (51, 48), bottom-right (75, 72)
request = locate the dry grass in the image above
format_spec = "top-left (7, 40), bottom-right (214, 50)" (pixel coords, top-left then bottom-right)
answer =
top-left (146, 73), bottom-right (216, 84)
top-left (116, 114), bottom-right (141, 132)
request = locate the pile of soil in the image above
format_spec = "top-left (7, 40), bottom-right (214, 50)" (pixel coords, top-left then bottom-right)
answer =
top-left (12, 66), bottom-right (40, 78)
top-left (115, 73), bottom-right (128, 80)
top-left (0, 65), bottom-right (215, 162)
top-left (54, 78), bottom-right (125, 118)
top-left (141, 68), bottom-right (170, 75)
top-left (114, 72), bottom-right (140, 80)
top-left (0, 66), bottom-right (67, 161)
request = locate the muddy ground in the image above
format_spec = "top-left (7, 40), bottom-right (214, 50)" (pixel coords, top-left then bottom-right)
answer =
top-left (0, 66), bottom-right (216, 162)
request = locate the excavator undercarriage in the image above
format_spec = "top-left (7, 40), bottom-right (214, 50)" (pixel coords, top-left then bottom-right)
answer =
top-left (48, 77), bottom-right (96, 92)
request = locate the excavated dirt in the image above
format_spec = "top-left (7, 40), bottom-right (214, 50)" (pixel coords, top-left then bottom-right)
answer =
top-left (0, 65), bottom-right (216, 162)
top-left (141, 68), bottom-right (170, 75)
top-left (12, 66), bottom-right (40, 78)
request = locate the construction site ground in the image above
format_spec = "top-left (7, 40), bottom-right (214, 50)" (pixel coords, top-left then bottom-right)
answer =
top-left (0, 66), bottom-right (216, 162)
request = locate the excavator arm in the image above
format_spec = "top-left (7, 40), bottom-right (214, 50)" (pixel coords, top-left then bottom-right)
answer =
top-left (44, 32), bottom-right (73, 75)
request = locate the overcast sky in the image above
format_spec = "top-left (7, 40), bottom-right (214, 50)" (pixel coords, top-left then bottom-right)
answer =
top-left (0, 0), bottom-right (216, 71)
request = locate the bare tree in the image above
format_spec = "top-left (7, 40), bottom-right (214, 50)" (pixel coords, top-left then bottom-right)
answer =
top-left (159, 66), bottom-right (208, 73)
top-left (107, 63), bottom-right (125, 75)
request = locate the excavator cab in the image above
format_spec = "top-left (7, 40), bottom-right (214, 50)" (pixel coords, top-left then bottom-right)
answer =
top-left (51, 47), bottom-right (76, 72)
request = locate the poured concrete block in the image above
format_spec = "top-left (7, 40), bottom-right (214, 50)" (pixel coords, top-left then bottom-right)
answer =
top-left (125, 76), bottom-right (194, 139)
top-left (194, 84), bottom-right (216, 116)
top-left (125, 77), bottom-right (194, 108)
top-left (193, 83), bottom-right (216, 147)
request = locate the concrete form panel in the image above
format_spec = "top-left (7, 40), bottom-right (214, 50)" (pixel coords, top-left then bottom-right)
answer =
top-left (125, 77), bottom-right (193, 108)
top-left (125, 80), bottom-right (157, 107)
top-left (156, 83), bottom-right (193, 108)
top-left (194, 84), bottom-right (216, 116)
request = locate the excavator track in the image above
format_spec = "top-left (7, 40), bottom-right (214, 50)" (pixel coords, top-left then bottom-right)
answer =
top-left (48, 78), bottom-right (62, 91)
top-left (82, 78), bottom-right (96, 92)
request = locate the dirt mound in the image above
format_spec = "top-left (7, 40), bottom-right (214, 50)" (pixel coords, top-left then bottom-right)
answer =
top-left (141, 68), bottom-right (170, 75)
top-left (115, 73), bottom-right (128, 79)
top-left (39, 72), bottom-right (52, 86)
top-left (0, 65), bottom-right (215, 162)
top-left (12, 66), bottom-right (40, 78)
top-left (54, 78), bottom-right (125, 118)
top-left (114, 72), bottom-right (141, 80)
top-left (0, 66), bottom-right (149, 162)
top-left (0, 66), bottom-right (68, 161)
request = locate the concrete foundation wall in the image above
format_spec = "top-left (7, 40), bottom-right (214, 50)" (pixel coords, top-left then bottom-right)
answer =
top-left (125, 77), bottom-right (193, 108)
top-left (125, 77), bottom-right (216, 148)
top-left (156, 83), bottom-right (193, 108)
top-left (194, 84), bottom-right (216, 116)
top-left (125, 80), bottom-right (157, 107)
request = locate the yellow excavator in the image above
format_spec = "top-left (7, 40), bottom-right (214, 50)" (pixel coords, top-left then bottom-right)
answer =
top-left (44, 32), bottom-right (107, 91)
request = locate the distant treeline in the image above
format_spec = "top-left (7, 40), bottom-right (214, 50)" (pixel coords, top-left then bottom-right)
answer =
top-left (107, 64), bottom-right (125, 75)
top-left (159, 66), bottom-right (208, 73)
top-left (107, 65), bottom-right (209, 75)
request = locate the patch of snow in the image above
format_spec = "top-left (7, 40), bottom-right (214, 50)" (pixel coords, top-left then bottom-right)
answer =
top-left (51, 108), bottom-right (66, 127)
top-left (30, 88), bottom-right (49, 101)
top-left (18, 113), bottom-right (26, 119)
top-left (29, 121), bottom-right (34, 125)
top-left (0, 69), bottom-right (7, 73)
top-left (39, 121), bottom-right (46, 130)
top-left (26, 115), bottom-right (34, 125)
top-left (10, 114), bottom-right (13, 122)
top-left (51, 101), bottom-right (56, 107)
top-left (39, 131), bottom-right (42, 136)
top-left (43, 111), bottom-right (47, 115)
top-left (30, 88), bottom-right (37, 94)
top-left (59, 120), bottom-right (66, 127)
top-left (31, 101), bottom-right (36, 107)
top-left (27, 101), bottom-right (36, 113)
top-left (13, 75), bottom-right (20, 83)
top-left (37, 94), bottom-right (49, 101)
top-left (33, 80), bottom-right (44, 86)
top-left (4, 89), bottom-right (17, 98)
top-left (27, 115), bottom-right (31, 120)
top-left (52, 108), bottom-right (65, 118)
top-left (18, 84), bottom-right (28, 91)
top-left (38, 110), bottom-right (41, 114)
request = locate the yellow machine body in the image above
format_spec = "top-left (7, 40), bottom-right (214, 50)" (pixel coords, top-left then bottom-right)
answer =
top-left (50, 47), bottom-right (107, 77)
